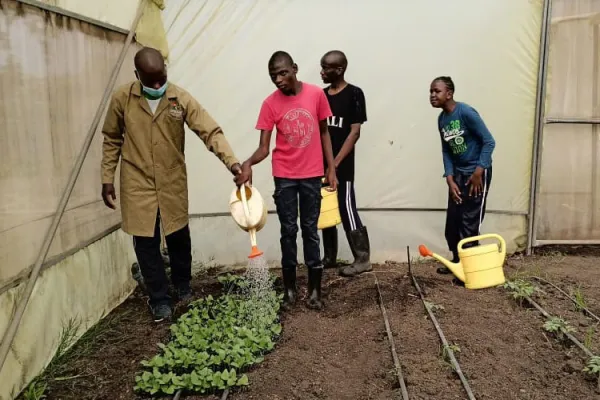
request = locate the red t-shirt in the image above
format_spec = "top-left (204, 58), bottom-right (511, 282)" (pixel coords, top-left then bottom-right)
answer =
top-left (255, 82), bottom-right (332, 179)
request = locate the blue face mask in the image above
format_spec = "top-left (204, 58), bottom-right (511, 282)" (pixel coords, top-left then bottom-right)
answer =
top-left (141, 82), bottom-right (168, 98)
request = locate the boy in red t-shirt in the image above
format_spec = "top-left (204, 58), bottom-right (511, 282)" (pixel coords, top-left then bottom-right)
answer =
top-left (238, 51), bottom-right (336, 310)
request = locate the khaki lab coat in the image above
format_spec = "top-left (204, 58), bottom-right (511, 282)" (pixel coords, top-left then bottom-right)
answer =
top-left (101, 81), bottom-right (239, 237)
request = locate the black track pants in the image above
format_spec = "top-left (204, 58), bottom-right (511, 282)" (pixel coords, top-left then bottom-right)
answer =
top-left (445, 168), bottom-right (492, 260)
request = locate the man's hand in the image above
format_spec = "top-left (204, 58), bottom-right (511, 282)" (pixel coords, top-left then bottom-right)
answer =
top-left (446, 176), bottom-right (462, 204)
top-left (466, 167), bottom-right (484, 197)
top-left (325, 168), bottom-right (337, 192)
top-left (233, 161), bottom-right (252, 186)
top-left (102, 183), bottom-right (117, 209)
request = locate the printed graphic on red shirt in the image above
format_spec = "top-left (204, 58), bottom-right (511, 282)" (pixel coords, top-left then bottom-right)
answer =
top-left (281, 108), bottom-right (314, 148)
top-left (255, 83), bottom-right (332, 179)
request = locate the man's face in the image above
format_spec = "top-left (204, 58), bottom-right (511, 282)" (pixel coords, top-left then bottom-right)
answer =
top-left (320, 55), bottom-right (342, 84)
top-left (135, 66), bottom-right (167, 89)
top-left (269, 60), bottom-right (297, 94)
top-left (429, 80), bottom-right (452, 108)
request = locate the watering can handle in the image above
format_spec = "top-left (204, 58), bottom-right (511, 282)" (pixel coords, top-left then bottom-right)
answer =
top-left (457, 233), bottom-right (505, 253)
top-left (239, 183), bottom-right (252, 226)
top-left (238, 183), bottom-right (257, 247)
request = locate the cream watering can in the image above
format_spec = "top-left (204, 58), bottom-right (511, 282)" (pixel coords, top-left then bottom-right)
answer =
top-left (229, 184), bottom-right (267, 258)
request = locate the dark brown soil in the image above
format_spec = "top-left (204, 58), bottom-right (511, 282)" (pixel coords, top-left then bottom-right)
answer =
top-left (508, 250), bottom-right (600, 361)
top-left (375, 267), bottom-right (465, 399)
top-left (40, 269), bottom-right (225, 400)
top-left (413, 253), bottom-right (600, 400)
top-left (229, 268), bottom-right (399, 400)
top-left (31, 248), bottom-right (600, 400)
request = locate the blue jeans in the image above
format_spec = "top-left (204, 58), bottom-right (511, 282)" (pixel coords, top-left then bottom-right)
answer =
top-left (273, 177), bottom-right (323, 270)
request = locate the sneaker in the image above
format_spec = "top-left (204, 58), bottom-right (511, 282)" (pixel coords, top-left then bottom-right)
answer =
top-left (147, 299), bottom-right (172, 322)
top-left (437, 266), bottom-right (452, 274)
top-left (176, 287), bottom-right (193, 303)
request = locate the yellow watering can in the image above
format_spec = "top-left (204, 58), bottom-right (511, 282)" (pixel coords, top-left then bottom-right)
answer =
top-left (318, 179), bottom-right (342, 230)
top-left (229, 184), bottom-right (267, 258)
top-left (418, 233), bottom-right (507, 289)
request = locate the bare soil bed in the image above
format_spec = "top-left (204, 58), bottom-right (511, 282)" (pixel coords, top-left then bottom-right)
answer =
top-left (29, 247), bottom-right (600, 400)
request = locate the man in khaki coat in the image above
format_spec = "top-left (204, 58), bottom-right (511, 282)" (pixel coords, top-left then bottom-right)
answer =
top-left (101, 47), bottom-right (248, 322)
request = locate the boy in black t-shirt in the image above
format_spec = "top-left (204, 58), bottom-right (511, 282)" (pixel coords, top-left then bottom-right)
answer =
top-left (319, 50), bottom-right (372, 277)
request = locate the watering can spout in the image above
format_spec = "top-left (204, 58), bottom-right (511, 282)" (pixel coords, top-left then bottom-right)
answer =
top-left (418, 245), bottom-right (466, 283)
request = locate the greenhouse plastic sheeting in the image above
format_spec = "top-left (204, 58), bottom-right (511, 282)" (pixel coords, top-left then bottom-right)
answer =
top-left (0, 229), bottom-right (137, 400)
top-left (0, 1), bottom-right (139, 291)
top-left (536, 0), bottom-right (600, 242)
top-left (38, 0), bottom-right (141, 30)
top-left (157, 0), bottom-right (542, 262)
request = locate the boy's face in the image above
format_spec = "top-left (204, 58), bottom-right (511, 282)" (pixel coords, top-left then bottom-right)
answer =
top-left (320, 55), bottom-right (342, 84)
top-left (429, 80), bottom-right (452, 108)
top-left (269, 60), bottom-right (298, 94)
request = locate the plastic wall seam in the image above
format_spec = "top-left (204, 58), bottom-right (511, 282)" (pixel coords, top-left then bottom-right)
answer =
top-left (15, 0), bottom-right (130, 34)
top-left (189, 208), bottom-right (527, 219)
top-left (527, 0), bottom-right (553, 255)
top-left (0, 223), bottom-right (122, 297)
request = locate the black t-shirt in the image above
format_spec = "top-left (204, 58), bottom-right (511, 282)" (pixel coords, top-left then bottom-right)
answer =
top-left (324, 83), bottom-right (367, 181)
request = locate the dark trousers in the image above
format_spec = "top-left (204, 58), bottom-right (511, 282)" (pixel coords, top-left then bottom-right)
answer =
top-left (445, 168), bottom-right (492, 260)
top-left (273, 177), bottom-right (322, 270)
top-left (133, 211), bottom-right (192, 306)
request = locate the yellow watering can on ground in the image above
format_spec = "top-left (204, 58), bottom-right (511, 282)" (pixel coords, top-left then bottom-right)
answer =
top-left (229, 184), bottom-right (267, 258)
top-left (318, 179), bottom-right (342, 230)
top-left (418, 233), bottom-right (507, 289)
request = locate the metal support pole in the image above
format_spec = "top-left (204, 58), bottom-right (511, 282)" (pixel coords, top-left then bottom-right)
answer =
top-left (526, 0), bottom-right (553, 255)
top-left (0, 0), bottom-right (147, 376)
top-left (591, 24), bottom-right (599, 232)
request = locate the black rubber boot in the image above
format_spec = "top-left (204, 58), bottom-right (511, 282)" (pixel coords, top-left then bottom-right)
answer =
top-left (437, 250), bottom-right (459, 274)
top-left (306, 268), bottom-right (324, 310)
top-left (322, 228), bottom-right (338, 269)
top-left (281, 268), bottom-right (297, 311)
top-left (340, 226), bottom-right (372, 277)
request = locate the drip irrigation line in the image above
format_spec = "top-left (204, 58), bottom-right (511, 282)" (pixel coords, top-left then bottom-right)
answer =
top-left (523, 295), bottom-right (595, 358)
top-left (532, 276), bottom-right (600, 324)
top-left (0, 0), bottom-right (148, 375)
top-left (373, 274), bottom-right (410, 400)
top-left (407, 247), bottom-right (477, 400)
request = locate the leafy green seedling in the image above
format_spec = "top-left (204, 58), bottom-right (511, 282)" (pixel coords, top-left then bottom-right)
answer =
top-left (583, 356), bottom-right (600, 391)
top-left (440, 343), bottom-right (461, 372)
top-left (543, 317), bottom-right (575, 341)
top-left (424, 300), bottom-right (445, 314)
top-left (504, 279), bottom-right (536, 305)
top-left (583, 356), bottom-right (600, 374)
top-left (134, 273), bottom-right (281, 396)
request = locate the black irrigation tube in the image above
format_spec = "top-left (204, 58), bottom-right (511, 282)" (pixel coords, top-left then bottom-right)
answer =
top-left (407, 247), bottom-right (477, 400)
top-left (532, 276), bottom-right (600, 324)
top-left (521, 295), bottom-right (595, 358)
top-left (176, 274), bottom-right (413, 400)
top-left (373, 273), bottom-right (410, 400)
